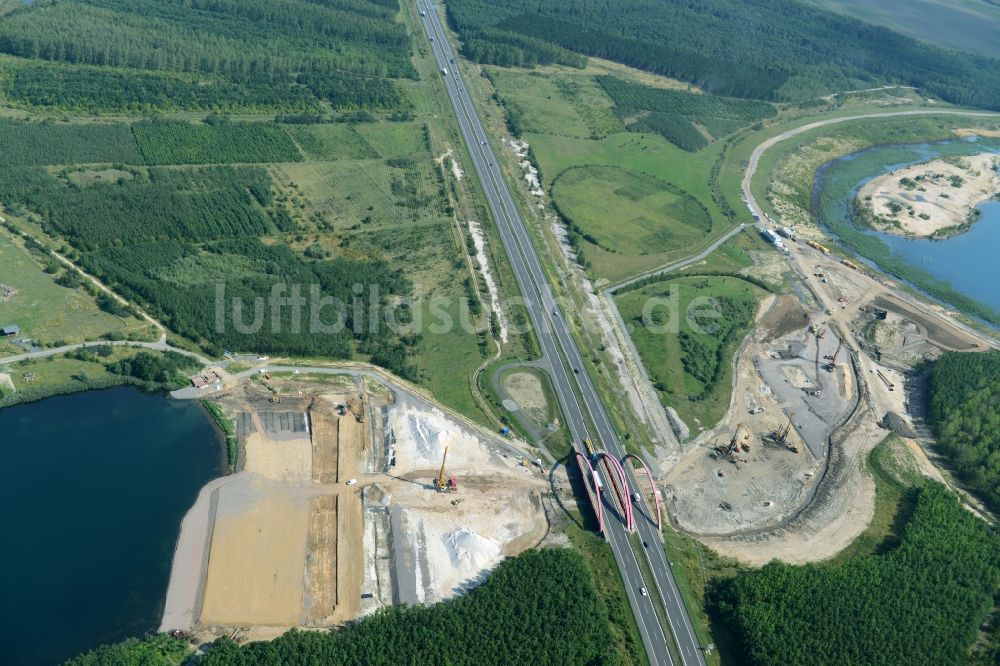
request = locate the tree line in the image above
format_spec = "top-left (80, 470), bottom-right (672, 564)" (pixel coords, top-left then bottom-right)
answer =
top-left (64, 549), bottom-right (618, 665)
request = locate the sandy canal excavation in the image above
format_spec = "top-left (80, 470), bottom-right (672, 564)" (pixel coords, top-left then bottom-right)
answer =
top-left (160, 373), bottom-right (548, 641)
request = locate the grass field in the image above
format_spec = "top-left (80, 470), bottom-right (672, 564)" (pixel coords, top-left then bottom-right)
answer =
top-left (529, 131), bottom-right (730, 281)
top-left (552, 165), bottom-right (711, 256)
top-left (0, 233), bottom-right (138, 354)
top-left (286, 125), bottom-right (380, 161)
top-left (353, 121), bottom-right (431, 160)
top-left (804, 0), bottom-right (1000, 59)
top-left (615, 274), bottom-right (765, 430)
top-left (485, 67), bottom-right (622, 139)
top-left (486, 63), bottom-right (738, 281)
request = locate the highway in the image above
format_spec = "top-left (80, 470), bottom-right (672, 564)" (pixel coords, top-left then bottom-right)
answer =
top-left (416, 4), bottom-right (705, 664)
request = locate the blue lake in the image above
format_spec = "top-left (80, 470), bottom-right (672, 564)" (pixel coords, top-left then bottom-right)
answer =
top-left (876, 200), bottom-right (1000, 312)
top-left (0, 387), bottom-right (223, 665)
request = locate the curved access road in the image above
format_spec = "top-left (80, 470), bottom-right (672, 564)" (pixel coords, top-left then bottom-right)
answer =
top-left (741, 108), bottom-right (1000, 213)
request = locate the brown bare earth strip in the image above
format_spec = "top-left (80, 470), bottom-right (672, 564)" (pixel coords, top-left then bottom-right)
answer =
top-left (306, 494), bottom-right (338, 622)
top-left (311, 408), bottom-right (339, 484)
top-left (334, 413), bottom-right (364, 621)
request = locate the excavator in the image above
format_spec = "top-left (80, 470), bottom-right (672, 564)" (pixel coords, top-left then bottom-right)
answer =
top-left (825, 338), bottom-right (844, 372)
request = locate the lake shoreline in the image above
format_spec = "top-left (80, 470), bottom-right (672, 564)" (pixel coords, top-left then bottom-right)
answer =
top-left (854, 152), bottom-right (1000, 240)
top-left (812, 139), bottom-right (1000, 329)
top-left (0, 387), bottom-right (225, 665)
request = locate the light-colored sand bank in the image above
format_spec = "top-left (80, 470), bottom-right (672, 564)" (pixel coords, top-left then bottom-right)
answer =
top-left (857, 152), bottom-right (1000, 237)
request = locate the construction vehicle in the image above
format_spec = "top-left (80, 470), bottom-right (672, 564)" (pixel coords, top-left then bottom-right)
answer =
top-left (807, 240), bottom-right (831, 254)
top-left (437, 447), bottom-right (458, 492)
top-left (716, 423), bottom-right (752, 458)
top-left (764, 419), bottom-right (799, 452)
top-left (269, 395), bottom-right (281, 404)
top-left (336, 403), bottom-right (347, 416)
top-left (826, 338), bottom-right (844, 371)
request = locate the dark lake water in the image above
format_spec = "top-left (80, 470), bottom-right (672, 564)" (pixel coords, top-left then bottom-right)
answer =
top-left (814, 138), bottom-right (1000, 322)
top-left (0, 387), bottom-right (223, 665)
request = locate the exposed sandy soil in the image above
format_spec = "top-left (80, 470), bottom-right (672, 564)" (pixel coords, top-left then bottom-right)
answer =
top-left (501, 370), bottom-right (549, 424)
top-left (953, 128), bottom-right (1000, 138)
top-left (199, 480), bottom-right (313, 626)
top-left (165, 375), bottom-right (550, 641)
top-left (242, 423), bottom-right (311, 482)
top-left (306, 494), bottom-right (337, 622)
top-left (857, 153), bottom-right (1000, 237)
top-left (701, 409), bottom-right (885, 566)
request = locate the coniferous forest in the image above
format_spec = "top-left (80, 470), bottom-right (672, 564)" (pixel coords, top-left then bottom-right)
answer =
top-left (66, 549), bottom-right (618, 666)
top-left (712, 483), bottom-right (1000, 665)
top-left (0, 0), bottom-right (413, 113)
top-left (446, 0), bottom-right (1000, 108)
top-left (928, 351), bottom-right (1000, 510)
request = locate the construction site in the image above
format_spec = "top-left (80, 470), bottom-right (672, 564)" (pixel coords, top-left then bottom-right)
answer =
top-left (659, 226), bottom-right (994, 563)
top-left (160, 371), bottom-right (549, 642)
top-left (664, 294), bottom-right (858, 536)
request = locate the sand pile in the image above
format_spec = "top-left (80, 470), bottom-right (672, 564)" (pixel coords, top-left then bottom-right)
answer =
top-left (407, 411), bottom-right (448, 461)
top-left (391, 402), bottom-right (501, 475)
top-left (445, 528), bottom-right (500, 571)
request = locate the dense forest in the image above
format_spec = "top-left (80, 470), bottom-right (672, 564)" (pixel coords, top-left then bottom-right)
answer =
top-left (0, 118), bottom-right (303, 167)
top-left (446, 0), bottom-right (1000, 108)
top-left (928, 350), bottom-right (1000, 509)
top-left (65, 549), bottom-right (617, 665)
top-left (712, 483), bottom-right (1000, 665)
top-left (0, 0), bottom-right (413, 112)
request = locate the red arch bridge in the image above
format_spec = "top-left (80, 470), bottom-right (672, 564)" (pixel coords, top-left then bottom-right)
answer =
top-left (572, 448), bottom-right (663, 534)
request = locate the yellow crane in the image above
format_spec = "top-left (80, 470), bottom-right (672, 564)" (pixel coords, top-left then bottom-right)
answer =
top-left (437, 446), bottom-right (449, 491)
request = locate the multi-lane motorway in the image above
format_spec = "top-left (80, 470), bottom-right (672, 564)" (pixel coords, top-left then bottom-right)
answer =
top-left (415, 4), bottom-right (705, 664)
